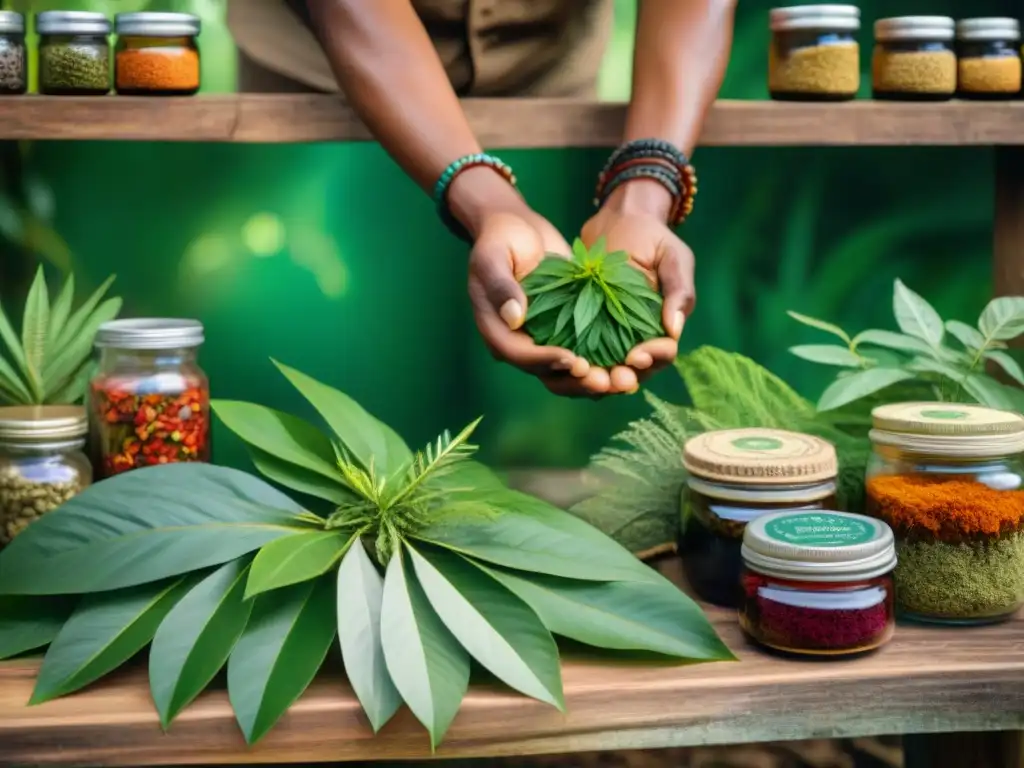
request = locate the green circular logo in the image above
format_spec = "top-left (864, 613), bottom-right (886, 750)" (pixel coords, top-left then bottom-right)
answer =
top-left (764, 513), bottom-right (875, 547)
top-left (731, 436), bottom-right (784, 451)
top-left (920, 409), bottom-right (969, 420)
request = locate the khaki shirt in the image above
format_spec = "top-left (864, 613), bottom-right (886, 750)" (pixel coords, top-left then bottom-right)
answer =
top-left (227, 0), bottom-right (612, 97)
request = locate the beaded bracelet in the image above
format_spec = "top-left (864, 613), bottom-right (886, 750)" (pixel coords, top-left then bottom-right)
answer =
top-left (595, 138), bottom-right (698, 227)
top-left (433, 153), bottom-right (517, 242)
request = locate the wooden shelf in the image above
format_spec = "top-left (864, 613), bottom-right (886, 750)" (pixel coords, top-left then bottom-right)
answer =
top-left (2, 555), bottom-right (1023, 767)
top-left (0, 96), bottom-right (1022, 146)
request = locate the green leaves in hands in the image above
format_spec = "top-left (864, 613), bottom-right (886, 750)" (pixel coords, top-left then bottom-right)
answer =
top-left (521, 237), bottom-right (664, 368)
top-left (246, 530), bottom-right (354, 599)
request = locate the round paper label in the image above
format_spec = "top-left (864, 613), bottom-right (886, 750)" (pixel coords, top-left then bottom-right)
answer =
top-left (763, 512), bottom-right (876, 547)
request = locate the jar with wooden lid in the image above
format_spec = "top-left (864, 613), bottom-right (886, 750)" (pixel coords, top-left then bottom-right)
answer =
top-left (768, 5), bottom-right (861, 101)
top-left (115, 12), bottom-right (201, 96)
top-left (0, 406), bottom-right (92, 546)
top-left (956, 18), bottom-right (1022, 99)
top-left (740, 510), bottom-right (897, 658)
top-left (680, 428), bottom-right (839, 607)
top-left (865, 402), bottom-right (1024, 625)
top-left (872, 17), bottom-right (956, 100)
top-left (0, 12), bottom-right (26, 95)
top-left (36, 11), bottom-right (111, 96)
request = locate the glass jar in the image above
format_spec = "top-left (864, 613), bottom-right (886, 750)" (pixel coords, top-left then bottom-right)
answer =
top-left (872, 17), bottom-right (956, 100)
top-left (36, 11), bottom-right (111, 96)
top-left (115, 12), bottom-right (201, 96)
top-left (680, 428), bottom-right (839, 607)
top-left (89, 319), bottom-right (210, 480)
top-left (768, 5), bottom-right (861, 101)
top-left (956, 18), bottom-right (1022, 99)
top-left (0, 406), bottom-right (92, 547)
top-left (0, 12), bottom-right (26, 95)
top-left (740, 510), bottom-right (897, 658)
top-left (865, 402), bottom-right (1024, 625)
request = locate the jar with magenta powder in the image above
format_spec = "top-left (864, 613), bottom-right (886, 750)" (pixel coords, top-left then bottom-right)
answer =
top-left (740, 510), bottom-right (897, 658)
top-left (89, 319), bottom-right (210, 479)
top-left (866, 402), bottom-right (1024, 625)
top-left (114, 12), bottom-right (200, 95)
top-left (680, 428), bottom-right (839, 607)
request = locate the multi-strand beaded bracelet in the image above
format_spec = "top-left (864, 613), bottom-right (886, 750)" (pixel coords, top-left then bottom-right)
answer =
top-left (433, 139), bottom-right (696, 241)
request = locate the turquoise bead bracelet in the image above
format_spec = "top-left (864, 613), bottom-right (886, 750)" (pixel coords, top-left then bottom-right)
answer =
top-left (433, 153), bottom-right (517, 242)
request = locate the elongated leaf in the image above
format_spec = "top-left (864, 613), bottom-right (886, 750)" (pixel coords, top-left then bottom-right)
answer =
top-left (246, 530), bottom-right (354, 598)
top-left (380, 551), bottom-right (468, 749)
top-left (0, 595), bottom-right (75, 660)
top-left (227, 576), bottom-right (337, 744)
top-left (32, 578), bottom-right (193, 704)
top-left (337, 540), bottom-right (401, 732)
top-left (986, 350), bottom-right (1024, 387)
top-left (42, 298), bottom-right (121, 401)
top-left (150, 559), bottom-right (254, 728)
top-left (0, 355), bottom-right (31, 404)
top-left (817, 367), bottom-right (915, 411)
top-left (963, 374), bottom-right (1021, 411)
top-left (574, 281), bottom-right (603, 337)
top-left (0, 464), bottom-right (308, 595)
top-left (248, 446), bottom-right (355, 505)
top-left (980, 297), bottom-right (1024, 342)
top-left (47, 274), bottom-right (75, 350)
top-left (211, 400), bottom-right (343, 483)
top-left (483, 566), bottom-right (733, 660)
top-left (409, 546), bottom-right (563, 709)
top-left (789, 344), bottom-right (862, 368)
top-left (786, 310), bottom-right (851, 344)
top-left (0, 298), bottom-right (30, 387)
top-left (945, 320), bottom-right (987, 352)
top-left (47, 358), bottom-right (95, 405)
top-left (21, 266), bottom-right (49, 395)
top-left (273, 361), bottom-right (413, 478)
top-left (893, 278), bottom-right (943, 347)
top-left (852, 329), bottom-right (936, 357)
top-left (51, 274), bottom-right (115, 356)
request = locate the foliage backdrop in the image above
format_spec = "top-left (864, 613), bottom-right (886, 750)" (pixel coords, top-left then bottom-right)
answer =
top-left (0, 0), bottom-right (1009, 469)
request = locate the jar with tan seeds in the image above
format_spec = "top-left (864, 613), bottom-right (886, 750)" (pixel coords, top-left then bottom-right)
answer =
top-left (956, 18), bottom-right (1022, 98)
top-left (872, 17), bottom-right (956, 100)
top-left (768, 5), bottom-right (861, 101)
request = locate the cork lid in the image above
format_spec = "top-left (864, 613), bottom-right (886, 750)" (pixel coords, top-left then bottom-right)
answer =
top-left (870, 402), bottom-right (1024, 457)
top-left (682, 428), bottom-right (838, 485)
top-left (0, 405), bottom-right (88, 443)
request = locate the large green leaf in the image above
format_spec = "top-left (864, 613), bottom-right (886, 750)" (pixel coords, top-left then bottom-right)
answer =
top-left (789, 344), bottom-right (862, 368)
top-left (31, 578), bottom-right (193, 704)
top-left (893, 278), bottom-right (944, 347)
top-left (817, 368), bottom-right (915, 411)
top-left (986, 350), bottom-right (1024, 387)
top-left (227, 575), bottom-right (337, 745)
top-left (150, 559), bottom-right (254, 728)
top-left (211, 400), bottom-right (343, 483)
top-left (245, 530), bottom-right (354, 599)
top-left (248, 446), bottom-right (355, 505)
top-left (979, 296), bottom-right (1024, 342)
top-left (0, 464), bottom-right (308, 595)
top-left (0, 595), bottom-right (75, 660)
top-left (408, 545), bottom-right (564, 710)
top-left (21, 266), bottom-right (49, 399)
top-left (482, 567), bottom-right (733, 660)
top-left (336, 539), bottom-right (401, 733)
top-left (852, 329), bottom-right (934, 357)
top-left (273, 360), bottom-right (413, 478)
top-left (380, 550), bottom-right (468, 749)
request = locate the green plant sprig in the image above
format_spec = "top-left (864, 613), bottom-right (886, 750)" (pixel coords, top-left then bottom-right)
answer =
top-left (521, 238), bottom-right (664, 368)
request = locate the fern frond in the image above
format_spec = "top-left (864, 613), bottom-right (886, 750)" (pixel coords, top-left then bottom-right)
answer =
top-left (388, 416), bottom-right (482, 507)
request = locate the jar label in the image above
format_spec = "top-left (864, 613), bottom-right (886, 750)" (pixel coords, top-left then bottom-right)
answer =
top-left (763, 512), bottom-right (876, 547)
top-left (730, 436), bottom-right (784, 451)
top-left (919, 408), bottom-right (969, 420)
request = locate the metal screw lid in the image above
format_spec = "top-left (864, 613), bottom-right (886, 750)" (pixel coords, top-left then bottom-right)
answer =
top-left (115, 12), bottom-right (201, 37)
top-left (94, 318), bottom-right (205, 351)
top-left (875, 16), bottom-right (955, 42)
top-left (683, 428), bottom-right (838, 486)
top-left (769, 5), bottom-right (860, 32)
top-left (956, 17), bottom-right (1021, 42)
top-left (0, 405), bottom-right (88, 443)
top-left (36, 11), bottom-right (111, 36)
top-left (0, 11), bottom-right (25, 35)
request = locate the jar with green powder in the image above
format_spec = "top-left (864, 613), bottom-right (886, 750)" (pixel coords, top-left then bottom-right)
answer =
top-left (37, 11), bottom-right (111, 96)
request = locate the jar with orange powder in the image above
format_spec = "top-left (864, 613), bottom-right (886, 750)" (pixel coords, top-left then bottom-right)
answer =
top-left (114, 12), bottom-right (200, 96)
top-left (865, 402), bottom-right (1024, 625)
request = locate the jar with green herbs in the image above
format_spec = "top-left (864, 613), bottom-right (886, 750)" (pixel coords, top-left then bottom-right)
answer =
top-left (768, 5), bottom-right (861, 101)
top-left (865, 402), bottom-right (1024, 625)
top-left (680, 428), bottom-right (839, 607)
top-left (37, 11), bottom-right (111, 96)
top-left (956, 18), bottom-right (1022, 99)
top-left (872, 16), bottom-right (957, 100)
top-left (0, 406), bottom-right (92, 547)
top-left (0, 11), bottom-right (26, 95)
top-left (115, 12), bottom-right (201, 96)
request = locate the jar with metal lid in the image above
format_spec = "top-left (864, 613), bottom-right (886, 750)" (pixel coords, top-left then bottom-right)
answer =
top-left (115, 12), bottom-right (201, 96)
top-left (872, 17), bottom-right (956, 100)
top-left (37, 11), bottom-right (111, 96)
top-left (0, 406), bottom-right (92, 546)
top-left (680, 428), bottom-right (839, 607)
top-left (89, 319), bottom-right (210, 479)
top-left (740, 510), bottom-right (897, 657)
top-left (956, 18), bottom-right (1022, 98)
top-left (865, 402), bottom-right (1024, 625)
top-left (0, 12), bottom-right (26, 95)
top-left (768, 5), bottom-right (861, 101)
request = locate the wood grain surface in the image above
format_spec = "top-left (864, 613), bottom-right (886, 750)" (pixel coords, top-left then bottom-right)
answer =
top-left (0, 96), bottom-right (1022, 146)
top-left (2, 554), bottom-right (1023, 767)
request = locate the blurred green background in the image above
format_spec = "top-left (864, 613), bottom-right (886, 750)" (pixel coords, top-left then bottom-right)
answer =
top-left (0, 0), bottom-right (1010, 471)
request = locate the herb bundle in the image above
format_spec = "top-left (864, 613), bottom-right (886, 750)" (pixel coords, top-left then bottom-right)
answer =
top-left (522, 238), bottom-right (664, 368)
top-left (0, 361), bottom-right (730, 748)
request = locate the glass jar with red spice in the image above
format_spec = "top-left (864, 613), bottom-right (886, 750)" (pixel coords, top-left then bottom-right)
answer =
top-left (740, 510), bottom-right (897, 658)
top-left (680, 428), bottom-right (839, 607)
top-left (865, 402), bottom-right (1024, 625)
top-left (114, 12), bottom-right (200, 96)
top-left (89, 319), bottom-right (210, 479)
